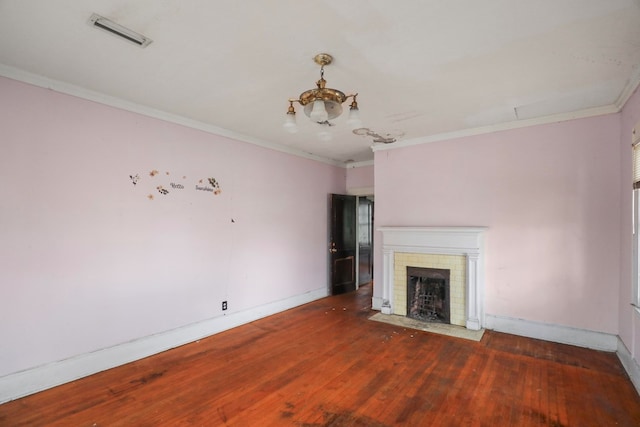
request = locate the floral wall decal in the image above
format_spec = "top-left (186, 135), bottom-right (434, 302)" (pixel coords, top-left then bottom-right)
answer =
top-left (130, 170), bottom-right (223, 200)
top-left (208, 178), bottom-right (221, 195)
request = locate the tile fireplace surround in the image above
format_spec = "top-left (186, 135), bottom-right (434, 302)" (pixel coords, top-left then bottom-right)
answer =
top-left (377, 227), bottom-right (487, 331)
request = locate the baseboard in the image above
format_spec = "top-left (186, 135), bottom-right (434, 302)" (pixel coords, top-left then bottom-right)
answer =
top-left (617, 338), bottom-right (640, 396)
top-left (484, 314), bottom-right (618, 351)
top-left (0, 287), bottom-right (328, 404)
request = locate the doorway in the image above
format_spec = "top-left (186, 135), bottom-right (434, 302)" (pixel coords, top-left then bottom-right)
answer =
top-left (329, 194), bottom-right (374, 295)
top-left (358, 197), bottom-right (374, 285)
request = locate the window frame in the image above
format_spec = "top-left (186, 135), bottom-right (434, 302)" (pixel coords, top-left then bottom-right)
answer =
top-left (632, 123), bottom-right (640, 309)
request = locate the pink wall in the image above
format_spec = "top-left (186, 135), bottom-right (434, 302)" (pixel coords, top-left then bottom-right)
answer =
top-left (346, 165), bottom-right (374, 192)
top-left (619, 86), bottom-right (640, 359)
top-left (0, 77), bottom-right (345, 377)
top-left (374, 115), bottom-right (621, 333)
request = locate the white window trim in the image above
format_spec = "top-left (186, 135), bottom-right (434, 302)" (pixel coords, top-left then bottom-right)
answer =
top-left (632, 121), bottom-right (640, 310)
top-left (634, 189), bottom-right (640, 309)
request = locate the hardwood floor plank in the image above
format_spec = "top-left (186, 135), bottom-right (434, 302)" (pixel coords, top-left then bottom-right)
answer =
top-left (1, 283), bottom-right (639, 426)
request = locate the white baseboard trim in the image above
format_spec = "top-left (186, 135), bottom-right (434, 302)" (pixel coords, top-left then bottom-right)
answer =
top-left (371, 296), bottom-right (383, 311)
top-left (484, 314), bottom-right (618, 351)
top-left (0, 287), bottom-right (328, 404)
top-left (617, 338), bottom-right (640, 396)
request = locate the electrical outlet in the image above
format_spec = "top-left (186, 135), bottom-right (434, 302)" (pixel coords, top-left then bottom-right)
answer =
top-left (222, 301), bottom-right (228, 311)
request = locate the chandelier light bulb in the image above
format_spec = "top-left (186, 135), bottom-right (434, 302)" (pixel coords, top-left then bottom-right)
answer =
top-left (283, 112), bottom-right (298, 133)
top-left (347, 107), bottom-right (362, 130)
top-left (310, 100), bottom-right (329, 123)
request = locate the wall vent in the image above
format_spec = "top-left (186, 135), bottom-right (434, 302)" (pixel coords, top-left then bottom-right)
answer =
top-left (88, 13), bottom-right (152, 48)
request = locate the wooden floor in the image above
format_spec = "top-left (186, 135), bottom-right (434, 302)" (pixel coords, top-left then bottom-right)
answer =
top-left (2, 283), bottom-right (640, 426)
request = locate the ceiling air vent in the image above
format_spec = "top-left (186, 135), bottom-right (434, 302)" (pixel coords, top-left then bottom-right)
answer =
top-left (88, 13), bottom-right (152, 48)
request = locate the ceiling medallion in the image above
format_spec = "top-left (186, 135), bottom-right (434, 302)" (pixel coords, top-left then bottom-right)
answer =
top-left (283, 53), bottom-right (361, 140)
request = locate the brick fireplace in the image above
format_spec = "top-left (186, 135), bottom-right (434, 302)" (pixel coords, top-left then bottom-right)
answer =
top-left (377, 227), bottom-right (487, 330)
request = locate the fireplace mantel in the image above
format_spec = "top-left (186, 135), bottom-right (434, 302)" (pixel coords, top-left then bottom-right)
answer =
top-left (377, 226), bottom-right (487, 330)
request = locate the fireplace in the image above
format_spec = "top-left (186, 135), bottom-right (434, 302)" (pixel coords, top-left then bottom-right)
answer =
top-left (377, 227), bottom-right (487, 330)
top-left (406, 267), bottom-right (450, 324)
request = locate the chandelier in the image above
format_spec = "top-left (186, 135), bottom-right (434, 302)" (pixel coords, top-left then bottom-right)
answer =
top-left (283, 53), bottom-right (361, 139)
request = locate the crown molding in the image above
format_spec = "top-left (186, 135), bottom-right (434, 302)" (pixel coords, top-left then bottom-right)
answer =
top-left (4, 63), bottom-right (637, 166)
top-left (345, 160), bottom-right (374, 169)
top-left (372, 104), bottom-right (619, 153)
top-left (0, 64), bottom-right (345, 167)
top-left (615, 65), bottom-right (640, 111)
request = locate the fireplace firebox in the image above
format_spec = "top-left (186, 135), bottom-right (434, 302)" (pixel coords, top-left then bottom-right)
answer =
top-left (406, 267), bottom-right (450, 324)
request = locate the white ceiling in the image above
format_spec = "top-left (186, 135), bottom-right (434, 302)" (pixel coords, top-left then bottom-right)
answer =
top-left (1, 0), bottom-right (640, 164)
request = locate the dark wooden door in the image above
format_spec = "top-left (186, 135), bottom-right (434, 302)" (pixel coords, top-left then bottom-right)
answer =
top-left (329, 194), bottom-right (357, 295)
top-left (358, 197), bottom-right (373, 285)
